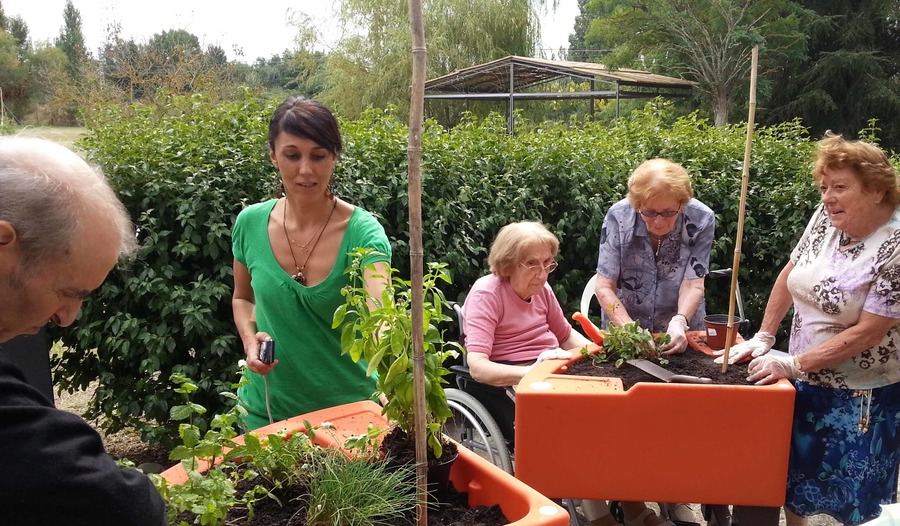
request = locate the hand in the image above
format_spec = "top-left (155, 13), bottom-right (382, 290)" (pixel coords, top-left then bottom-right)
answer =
top-left (245, 333), bottom-right (278, 375)
top-left (535, 348), bottom-right (572, 364)
top-left (526, 349), bottom-right (572, 373)
top-left (747, 354), bottom-right (801, 385)
top-left (713, 331), bottom-right (775, 364)
top-left (661, 315), bottom-right (689, 355)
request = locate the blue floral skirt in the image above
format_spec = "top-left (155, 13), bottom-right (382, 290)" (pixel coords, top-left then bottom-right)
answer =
top-left (786, 381), bottom-right (900, 525)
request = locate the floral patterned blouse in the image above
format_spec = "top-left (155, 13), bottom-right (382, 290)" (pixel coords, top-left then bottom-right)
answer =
top-left (788, 204), bottom-right (900, 389)
top-left (596, 198), bottom-right (715, 332)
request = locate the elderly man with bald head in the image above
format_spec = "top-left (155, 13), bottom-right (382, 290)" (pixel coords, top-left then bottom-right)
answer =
top-left (0, 137), bottom-right (165, 525)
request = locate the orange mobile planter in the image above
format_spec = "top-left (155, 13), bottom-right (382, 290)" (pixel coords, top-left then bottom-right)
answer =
top-left (514, 346), bottom-right (795, 506)
top-left (161, 400), bottom-right (569, 526)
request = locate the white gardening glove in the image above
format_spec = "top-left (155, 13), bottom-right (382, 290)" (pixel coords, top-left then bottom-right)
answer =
top-left (661, 315), bottom-right (689, 355)
top-left (747, 353), bottom-right (802, 385)
top-left (713, 331), bottom-right (775, 364)
top-left (526, 349), bottom-right (572, 372)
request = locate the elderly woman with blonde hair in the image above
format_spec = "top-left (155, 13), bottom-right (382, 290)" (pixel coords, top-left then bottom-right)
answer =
top-left (594, 158), bottom-right (715, 355)
top-left (589, 158), bottom-right (715, 526)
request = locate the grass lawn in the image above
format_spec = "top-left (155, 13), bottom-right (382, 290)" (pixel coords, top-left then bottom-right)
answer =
top-left (11, 126), bottom-right (87, 149)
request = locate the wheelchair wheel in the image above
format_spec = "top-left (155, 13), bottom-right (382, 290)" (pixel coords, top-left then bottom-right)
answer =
top-left (444, 388), bottom-right (513, 474)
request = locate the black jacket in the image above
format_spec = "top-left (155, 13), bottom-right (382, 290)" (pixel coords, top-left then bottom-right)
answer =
top-left (0, 352), bottom-right (166, 525)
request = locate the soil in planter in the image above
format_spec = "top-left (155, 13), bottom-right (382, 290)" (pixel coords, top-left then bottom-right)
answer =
top-left (566, 348), bottom-right (751, 390)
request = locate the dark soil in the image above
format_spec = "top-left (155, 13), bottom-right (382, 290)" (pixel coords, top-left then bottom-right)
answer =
top-left (566, 348), bottom-right (752, 390)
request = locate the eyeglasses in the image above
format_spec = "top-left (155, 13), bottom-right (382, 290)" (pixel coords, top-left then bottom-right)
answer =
top-left (639, 208), bottom-right (681, 219)
top-left (520, 261), bottom-right (559, 273)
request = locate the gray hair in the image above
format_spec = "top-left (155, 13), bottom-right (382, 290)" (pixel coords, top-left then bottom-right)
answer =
top-left (0, 137), bottom-right (137, 270)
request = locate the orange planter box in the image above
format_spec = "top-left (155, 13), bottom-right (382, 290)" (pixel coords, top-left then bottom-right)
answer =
top-left (160, 400), bottom-right (568, 525)
top-left (514, 346), bottom-right (795, 506)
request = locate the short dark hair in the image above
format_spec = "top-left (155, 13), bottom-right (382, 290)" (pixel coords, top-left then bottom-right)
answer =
top-left (267, 97), bottom-right (342, 156)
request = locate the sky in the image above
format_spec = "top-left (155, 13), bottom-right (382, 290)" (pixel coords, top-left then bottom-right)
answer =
top-left (2, 0), bottom-right (579, 64)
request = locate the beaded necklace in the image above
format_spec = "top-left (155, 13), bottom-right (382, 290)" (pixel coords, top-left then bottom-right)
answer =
top-left (282, 199), bottom-right (337, 284)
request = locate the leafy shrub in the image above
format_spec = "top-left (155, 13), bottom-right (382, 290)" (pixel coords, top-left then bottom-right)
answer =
top-left (53, 92), bottom-right (278, 446)
top-left (53, 94), bottom-right (897, 446)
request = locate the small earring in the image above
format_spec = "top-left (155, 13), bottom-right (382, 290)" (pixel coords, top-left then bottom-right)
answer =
top-left (275, 181), bottom-right (284, 198)
top-left (326, 182), bottom-right (335, 198)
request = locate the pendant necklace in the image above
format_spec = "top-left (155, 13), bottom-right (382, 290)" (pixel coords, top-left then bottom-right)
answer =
top-left (839, 231), bottom-right (859, 248)
top-left (282, 199), bottom-right (338, 284)
top-left (653, 235), bottom-right (665, 257)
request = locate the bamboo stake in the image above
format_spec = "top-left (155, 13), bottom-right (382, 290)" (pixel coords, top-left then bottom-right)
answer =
top-left (721, 45), bottom-right (758, 372)
top-left (406, 0), bottom-right (428, 523)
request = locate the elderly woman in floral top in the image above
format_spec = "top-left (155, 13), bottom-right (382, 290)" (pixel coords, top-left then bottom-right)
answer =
top-left (734, 134), bottom-right (900, 526)
top-left (594, 158), bottom-right (715, 354)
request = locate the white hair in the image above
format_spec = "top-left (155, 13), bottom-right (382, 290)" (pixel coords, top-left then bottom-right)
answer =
top-left (0, 137), bottom-right (137, 270)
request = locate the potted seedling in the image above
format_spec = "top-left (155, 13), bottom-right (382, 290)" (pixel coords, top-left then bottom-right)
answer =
top-left (333, 248), bottom-right (463, 495)
top-left (514, 313), bottom-right (795, 508)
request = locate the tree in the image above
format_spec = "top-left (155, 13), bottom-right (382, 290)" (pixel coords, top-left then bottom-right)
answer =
top-left (582, 0), bottom-right (808, 125)
top-left (205, 44), bottom-right (227, 66)
top-left (568, 0), bottom-right (597, 61)
top-left (93, 28), bottom-right (244, 104)
top-left (0, 3), bottom-right (29, 61)
top-left (0, 30), bottom-right (28, 120)
top-left (54, 0), bottom-right (89, 67)
top-left (6, 16), bottom-right (27, 55)
top-left (321, 0), bottom-right (549, 119)
top-left (761, 0), bottom-right (900, 150)
top-left (147, 29), bottom-right (202, 65)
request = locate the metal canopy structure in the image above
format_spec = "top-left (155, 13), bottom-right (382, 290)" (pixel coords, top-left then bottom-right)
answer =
top-left (425, 55), bottom-right (697, 132)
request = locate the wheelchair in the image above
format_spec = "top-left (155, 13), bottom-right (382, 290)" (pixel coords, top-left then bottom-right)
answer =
top-left (442, 302), bottom-right (590, 524)
top-left (443, 302), bottom-right (516, 475)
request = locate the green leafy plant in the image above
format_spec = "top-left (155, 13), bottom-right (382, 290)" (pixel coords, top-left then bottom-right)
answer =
top-left (333, 248), bottom-right (462, 459)
top-left (152, 373), bottom-right (273, 526)
top-left (595, 321), bottom-right (671, 368)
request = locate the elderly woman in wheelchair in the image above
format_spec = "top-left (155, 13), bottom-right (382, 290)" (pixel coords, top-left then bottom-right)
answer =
top-left (444, 221), bottom-right (588, 473)
top-left (463, 221), bottom-right (591, 387)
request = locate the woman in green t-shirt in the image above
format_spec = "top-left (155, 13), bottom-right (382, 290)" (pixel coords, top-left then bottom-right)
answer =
top-left (232, 97), bottom-right (392, 431)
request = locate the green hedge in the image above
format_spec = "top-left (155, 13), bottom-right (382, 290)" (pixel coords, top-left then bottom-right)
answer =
top-left (52, 93), bottom-right (895, 445)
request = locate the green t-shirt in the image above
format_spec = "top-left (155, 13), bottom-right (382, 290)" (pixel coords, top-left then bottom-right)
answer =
top-left (232, 199), bottom-right (391, 430)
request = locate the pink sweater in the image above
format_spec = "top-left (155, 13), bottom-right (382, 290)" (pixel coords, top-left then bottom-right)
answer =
top-left (463, 274), bottom-right (572, 363)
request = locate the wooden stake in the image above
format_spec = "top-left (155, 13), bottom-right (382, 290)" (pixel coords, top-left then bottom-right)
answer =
top-left (722, 46), bottom-right (758, 372)
top-left (406, 0), bottom-right (428, 523)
